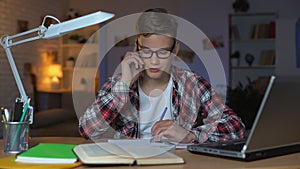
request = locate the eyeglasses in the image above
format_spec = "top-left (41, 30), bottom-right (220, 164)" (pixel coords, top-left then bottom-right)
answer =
top-left (136, 40), bottom-right (175, 59)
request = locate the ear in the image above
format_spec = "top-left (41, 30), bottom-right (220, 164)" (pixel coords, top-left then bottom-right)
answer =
top-left (173, 40), bottom-right (180, 56)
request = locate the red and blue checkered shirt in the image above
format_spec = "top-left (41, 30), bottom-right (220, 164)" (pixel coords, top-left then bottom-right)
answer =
top-left (79, 67), bottom-right (245, 143)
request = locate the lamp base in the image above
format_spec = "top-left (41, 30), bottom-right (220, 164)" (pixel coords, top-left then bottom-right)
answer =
top-left (51, 82), bottom-right (60, 90)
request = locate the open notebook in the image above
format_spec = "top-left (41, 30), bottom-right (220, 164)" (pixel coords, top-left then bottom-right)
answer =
top-left (73, 139), bottom-right (184, 165)
top-left (188, 76), bottom-right (300, 161)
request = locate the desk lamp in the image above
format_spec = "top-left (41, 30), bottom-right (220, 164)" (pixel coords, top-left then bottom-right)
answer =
top-left (0, 11), bottom-right (114, 123)
top-left (48, 64), bottom-right (63, 89)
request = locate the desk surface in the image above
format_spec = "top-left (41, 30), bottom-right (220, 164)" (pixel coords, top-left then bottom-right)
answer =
top-left (1, 137), bottom-right (300, 169)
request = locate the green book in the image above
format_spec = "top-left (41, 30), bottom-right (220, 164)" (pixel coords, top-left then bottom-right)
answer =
top-left (16, 143), bottom-right (77, 164)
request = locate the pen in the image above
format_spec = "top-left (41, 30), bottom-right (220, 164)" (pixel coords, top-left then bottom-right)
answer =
top-left (20, 101), bottom-right (29, 122)
top-left (1, 113), bottom-right (6, 122)
top-left (159, 107), bottom-right (168, 121)
top-left (0, 107), bottom-right (5, 121)
top-left (13, 100), bottom-right (23, 122)
top-left (1, 108), bottom-right (8, 130)
top-left (4, 108), bottom-right (10, 122)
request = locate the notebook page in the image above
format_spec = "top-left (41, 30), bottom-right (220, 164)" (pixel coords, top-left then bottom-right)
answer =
top-left (108, 139), bottom-right (175, 158)
top-left (108, 139), bottom-right (175, 149)
top-left (96, 142), bottom-right (131, 158)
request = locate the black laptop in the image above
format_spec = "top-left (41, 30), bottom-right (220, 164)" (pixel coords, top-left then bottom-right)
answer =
top-left (188, 76), bottom-right (300, 161)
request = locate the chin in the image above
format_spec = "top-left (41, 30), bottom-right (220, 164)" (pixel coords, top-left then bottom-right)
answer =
top-left (145, 70), bottom-right (164, 80)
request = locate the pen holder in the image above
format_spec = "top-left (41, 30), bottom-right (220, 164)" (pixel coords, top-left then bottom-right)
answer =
top-left (2, 121), bottom-right (29, 153)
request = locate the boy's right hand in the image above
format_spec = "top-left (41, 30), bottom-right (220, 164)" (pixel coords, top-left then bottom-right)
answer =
top-left (121, 51), bottom-right (145, 86)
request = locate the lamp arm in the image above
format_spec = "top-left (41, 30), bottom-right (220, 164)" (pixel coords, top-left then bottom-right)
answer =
top-left (3, 46), bottom-right (29, 103)
top-left (4, 26), bottom-right (46, 47)
top-left (0, 25), bottom-right (47, 105)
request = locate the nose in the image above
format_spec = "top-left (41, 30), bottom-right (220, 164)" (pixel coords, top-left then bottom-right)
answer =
top-left (150, 52), bottom-right (160, 65)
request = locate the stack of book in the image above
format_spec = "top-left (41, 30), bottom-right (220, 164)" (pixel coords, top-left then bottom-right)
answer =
top-left (259, 50), bottom-right (276, 65)
top-left (251, 21), bottom-right (276, 39)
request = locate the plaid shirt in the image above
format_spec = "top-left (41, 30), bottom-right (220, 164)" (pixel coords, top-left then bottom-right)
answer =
top-left (79, 66), bottom-right (245, 143)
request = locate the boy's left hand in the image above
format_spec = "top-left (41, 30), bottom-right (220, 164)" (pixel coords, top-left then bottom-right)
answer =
top-left (151, 120), bottom-right (196, 143)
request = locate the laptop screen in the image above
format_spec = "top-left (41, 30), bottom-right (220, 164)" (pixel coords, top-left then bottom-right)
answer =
top-left (245, 76), bottom-right (300, 152)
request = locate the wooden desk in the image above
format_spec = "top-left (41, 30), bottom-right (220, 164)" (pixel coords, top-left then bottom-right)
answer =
top-left (1, 137), bottom-right (300, 169)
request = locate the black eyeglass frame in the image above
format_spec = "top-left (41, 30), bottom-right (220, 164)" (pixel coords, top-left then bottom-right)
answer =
top-left (136, 38), bottom-right (176, 59)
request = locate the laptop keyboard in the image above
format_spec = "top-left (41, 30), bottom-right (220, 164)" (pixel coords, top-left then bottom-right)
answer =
top-left (198, 139), bottom-right (246, 151)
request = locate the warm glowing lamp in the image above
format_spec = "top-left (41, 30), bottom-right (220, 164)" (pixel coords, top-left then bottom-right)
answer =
top-left (48, 64), bottom-right (63, 89)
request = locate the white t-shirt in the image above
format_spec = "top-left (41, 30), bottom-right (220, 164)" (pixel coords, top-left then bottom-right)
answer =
top-left (138, 78), bottom-right (173, 139)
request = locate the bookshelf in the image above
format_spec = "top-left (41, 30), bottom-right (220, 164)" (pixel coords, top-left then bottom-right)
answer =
top-left (228, 12), bottom-right (278, 88)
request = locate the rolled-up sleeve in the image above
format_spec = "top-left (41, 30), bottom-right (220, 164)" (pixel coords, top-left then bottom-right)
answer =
top-left (79, 77), bottom-right (131, 139)
top-left (191, 77), bottom-right (245, 143)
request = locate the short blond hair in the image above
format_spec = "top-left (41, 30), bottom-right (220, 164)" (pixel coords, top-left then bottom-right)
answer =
top-left (136, 8), bottom-right (178, 38)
